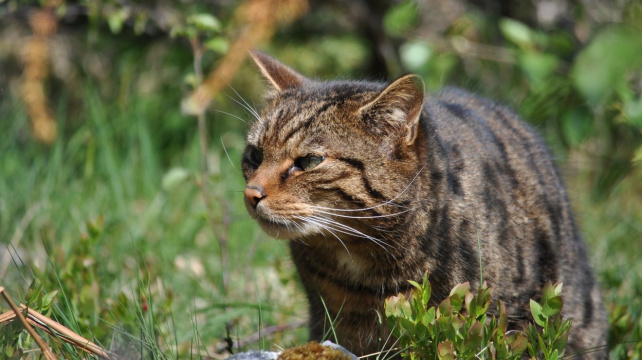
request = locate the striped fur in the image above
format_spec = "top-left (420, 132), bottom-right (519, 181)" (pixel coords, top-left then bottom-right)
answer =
top-left (242, 52), bottom-right (607, 358)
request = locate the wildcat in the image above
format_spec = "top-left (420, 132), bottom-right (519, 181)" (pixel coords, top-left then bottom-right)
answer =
top-left (241, 51), bottom-right (607, 358)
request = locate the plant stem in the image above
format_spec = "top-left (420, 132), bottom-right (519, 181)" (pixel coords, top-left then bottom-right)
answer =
top-left (190, 36), bottom-right (230, 298)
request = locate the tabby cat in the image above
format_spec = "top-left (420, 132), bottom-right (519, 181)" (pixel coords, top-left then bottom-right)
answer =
top-left (241, 51), bottom-right (607, 358)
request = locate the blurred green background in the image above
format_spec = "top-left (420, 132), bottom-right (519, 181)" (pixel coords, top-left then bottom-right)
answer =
top-left (1, 0), bottom-right (641, 358)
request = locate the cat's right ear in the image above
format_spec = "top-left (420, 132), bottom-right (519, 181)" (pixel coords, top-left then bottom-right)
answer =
top-left (250, 51), bottom-right (306, 92)
top-left (358, 74), bottom-right (425, 145)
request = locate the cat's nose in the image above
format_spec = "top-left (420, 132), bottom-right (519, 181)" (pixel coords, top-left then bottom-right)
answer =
top-left (244, 186), bottom-right (265, 208)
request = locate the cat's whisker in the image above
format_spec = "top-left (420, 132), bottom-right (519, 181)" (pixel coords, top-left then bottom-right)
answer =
top-left (233, 88), bottom-right (262, 122)
top-left (225, 92), bottom-right (261, 122)
top-left (310, 207), bottom-right (415, 219)
top-left (220, 136), bottom-right (241, 175)
top-left (212, 109), bottom-right (247, 123)
top-left (306, 215), bottom-right (394, 255)
top-left (296, 216), bottom-right (352, 257)
top-left (225, 84), bottom-right (262, 123)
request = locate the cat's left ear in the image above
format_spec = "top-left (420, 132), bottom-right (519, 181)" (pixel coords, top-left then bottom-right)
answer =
top-left (358, 74), bottom-right (425, 145)
top-left (250, 51), bottom-right (307, 92)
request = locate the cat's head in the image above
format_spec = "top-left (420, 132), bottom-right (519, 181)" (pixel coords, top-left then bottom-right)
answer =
top-left (242, 51), bottom-right (425, 241)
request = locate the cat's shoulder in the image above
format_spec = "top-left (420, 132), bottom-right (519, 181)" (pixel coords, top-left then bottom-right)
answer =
top-left (428, 86), bottom-right (507, 112)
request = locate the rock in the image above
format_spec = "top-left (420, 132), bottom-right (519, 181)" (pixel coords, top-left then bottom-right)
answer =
top-left (225, 350), bottom-right (279, 360)
top-left (224, 341), bottom-right (358, 360)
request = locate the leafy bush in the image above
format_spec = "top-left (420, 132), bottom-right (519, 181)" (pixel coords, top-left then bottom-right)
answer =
top-left (385, 275), bottom-right (572, 359)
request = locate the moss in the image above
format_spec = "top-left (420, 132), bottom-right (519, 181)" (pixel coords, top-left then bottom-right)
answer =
top-left (278, 342), bottom-right (353, 360)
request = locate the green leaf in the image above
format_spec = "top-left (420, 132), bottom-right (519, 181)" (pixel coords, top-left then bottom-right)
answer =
top-left (439, 298), bottom-right (453, 318)
top-left (623, 97), bottom-right (642, 127)
top-left (530, 299), bottom-right (546, 327)
top-left (509, 333), bottom-right (529, 354)
top-left (464, 291), bottom-right (474, 312)
top-left (617, 77), bottom-right (642, 127)
top-left (421, 277), bottom-right (431, 306)
top-left (423, 307), bottom-right (436, 325)
top-left (552, 328), bottom-right (569, 355)
top-left (383, 0), bottom-right (418, 37)
top-left (408, 280), bottom-right (421, 290)
top-left (542, 282), bottom-right (556, 301)
top-left (107, 8), bottom-right (128, 34)
top-left (41, 290), bottom-right (58, 311)
top-left (500, 18), bottom-right (535, 50)
top-left (448, 282), bottom-right (469, 313)
top-left (399, 316), bottom-right (416, 333)
top-left (572, 26), bottom-right (642, 104)
top-left (538, 335), bottom-right (549, 358)
top-left (170, 25), bottom-right (186, 38)
top-left (385, 293), bottom-right (411, 318)
top-left (475, 283), bottom-right (492, 318)
top-left (497, 300), bottom-right (508, 334)
top-left (466, 321), bottom-right (483, 348)
top-left (518, 51), bottom-right (559, 88)
top-left (542, 295), bottom-right (563, 317)
top-left (187, 14), bottom-right (221, 32)
top-left (561, 108), bottom-right (593, 146)
top-left (415, 322), bottom-right (428, 339)
top-left (449, 282), bottom-right (470, 299)
top-left (205, 37), bottom-right (228, 54)
top-left (162, 167), bottom-right (190, 191)
top-left (26, 281), bottom-right (43, 305)
top-left (437, 340), bottom-right (455, 360)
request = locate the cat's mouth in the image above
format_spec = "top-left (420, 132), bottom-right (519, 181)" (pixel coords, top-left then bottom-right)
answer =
top-left (248, 204), bottom-right (317, 240)
top-left (253, 214), bottom-right (314, 239)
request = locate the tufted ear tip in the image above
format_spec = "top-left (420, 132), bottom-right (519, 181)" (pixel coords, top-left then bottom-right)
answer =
top-left (250, 50), bottom-right (307, 92)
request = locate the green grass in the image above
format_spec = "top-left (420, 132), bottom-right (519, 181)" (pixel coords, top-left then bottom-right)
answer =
top-left (1, 72), bottom-right (641, 359)
top-left (0, 82), bottom-right (308, 357)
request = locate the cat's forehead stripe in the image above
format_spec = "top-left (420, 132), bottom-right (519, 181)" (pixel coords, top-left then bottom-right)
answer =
top-left (259, 105), bottom-right (299, 145)
top-left (278, 101), bottom-right (333, 144)
top-left (258, 96), bottom-right (337, 147)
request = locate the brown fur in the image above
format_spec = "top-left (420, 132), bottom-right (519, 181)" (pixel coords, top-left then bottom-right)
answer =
top-left (242, 51), bottom-right (607, 359)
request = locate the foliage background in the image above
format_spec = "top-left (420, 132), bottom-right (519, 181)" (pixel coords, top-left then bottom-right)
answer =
top-left (1, 0), bottom-right (641, 358)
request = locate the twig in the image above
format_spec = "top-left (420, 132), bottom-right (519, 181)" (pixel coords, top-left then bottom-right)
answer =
top-left (181, 0), bottom-right (309, 115)
top-left (0, 286), bottom-right (56, 360)
top-left (0, 302), bottom-right (116, 359)
top-left (189, 36), bottom-right (231, 296)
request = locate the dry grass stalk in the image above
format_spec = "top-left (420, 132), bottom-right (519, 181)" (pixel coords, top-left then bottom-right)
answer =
top-left (0, 288), bottom-right (116, 359)
top-left (181, 0), bottom-right (309, 115)
top-left (0, 286), bottom-right (56, 360)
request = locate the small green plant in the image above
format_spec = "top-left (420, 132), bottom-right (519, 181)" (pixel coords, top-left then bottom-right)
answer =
top-left (385, 274), bottom-right (571, 359)
top-left (524, 282), bottom-right (571, 359)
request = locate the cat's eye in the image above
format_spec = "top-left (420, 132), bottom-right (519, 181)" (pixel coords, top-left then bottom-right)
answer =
top-left (294, 155), bottom-right (325, 171)
top-left (245, 147), bottom-right (263, 168)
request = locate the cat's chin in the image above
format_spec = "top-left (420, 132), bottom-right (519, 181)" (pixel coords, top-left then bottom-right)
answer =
top-left (255, 216), bottom-right (317, 240)
top-left (258, 222), bottom-right (314, 240)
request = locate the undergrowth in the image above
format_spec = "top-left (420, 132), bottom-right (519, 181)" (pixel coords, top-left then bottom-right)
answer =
top-left (384, 275), bottom-right (572, 359)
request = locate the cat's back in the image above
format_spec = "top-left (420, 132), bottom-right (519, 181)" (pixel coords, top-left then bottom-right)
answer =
top-left (423, 87), bottom-right (568, 223)
top-left (420, 87), bottom-right (607, 358)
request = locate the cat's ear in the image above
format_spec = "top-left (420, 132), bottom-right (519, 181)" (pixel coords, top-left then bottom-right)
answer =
top-left (250, 51), bottom-right (306, 92)
top-left (358, 74), bottom-right (425, 145)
